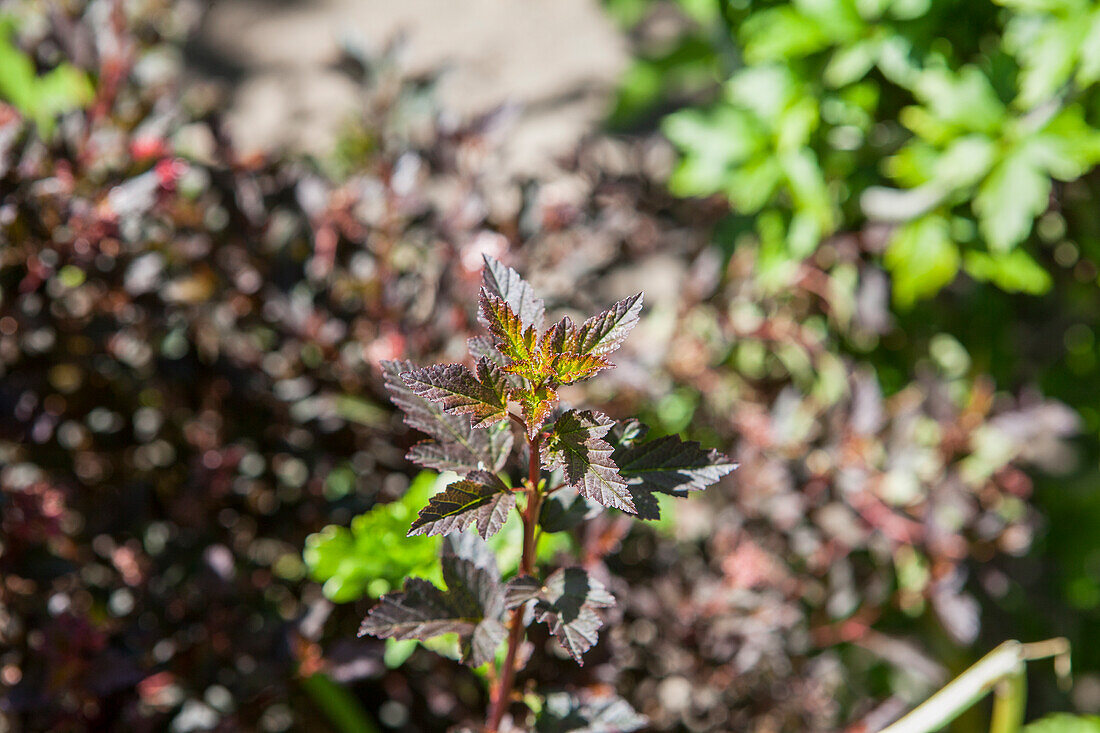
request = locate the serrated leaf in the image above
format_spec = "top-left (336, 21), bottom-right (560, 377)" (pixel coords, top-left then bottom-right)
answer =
top-left (480, 255), bottom-right (545, 331)
top-left (546, 410), bottom-right (633, 513)
top-left (515, 384), bottom-right (558, 439)
top-left (468, 336), bottom-right (524, 389)
top-left (358, 577), bottom-right (467, 641)
top-left (616, 434), bottom-right (738, 496)
top-left (475, 357), bottom-right (511, 404)
top-left (503, 575), bottom-right (544, 608)
top-left (409, 470), bottom-right (516, 540)
top-left (402, 362), bottom-right (507, 427)
top-left (359, 532), bottom-right (504, 667)
top-left (479, 288), bottom-right (541, 368)
top-left (573, 293), bottom-right (644, 356)
top-left (546, 352), bottom-right (613, 384)
top-left (382, 360), bottom-right (513, 474)
top-left (465, 618), bottom-right (507, 669)
top-left (541, 316), bottom-right (580, 354)
top-left (506, 567), bottom-right (615, 665)
top-left (536, 691), bottom-right (647, 733)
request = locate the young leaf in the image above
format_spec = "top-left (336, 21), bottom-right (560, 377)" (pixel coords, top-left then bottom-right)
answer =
top-left (545, 351), bottom-right (612, 385)
top-left (545, 410), bottom-right (633, 513)
top-left (401, 362), bottom-right (508, 428)
top-left (479, 288), bottom-right (540, 367)
top-left (615, 434), bottom-right (738, 495)
top-left (536, 691), bottom-right (647, 733)
top-left (408, 470), bottom-right (516, 540)
top-left (359, 533), bottom-right (505, 667)
top-left (480, 255), bottom-right (546, 331)
top-left (382, 360), bottom-right (512, 474)
top-left (572, 293), bottom-right (643, 356)
top-left (515, 384), bottom-right (559, 439)
top-left (504, 567), bottom-right (615, 665)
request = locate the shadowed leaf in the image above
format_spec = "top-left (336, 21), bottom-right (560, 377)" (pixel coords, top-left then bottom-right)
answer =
top-left (539, 486), bottom-right (599, 533)
top-left (359, 533), bottom-right (504, 667)
top-left (616, 434), bottom-right (737, 495)
top-left (504, 567), bottom-right (615, 665)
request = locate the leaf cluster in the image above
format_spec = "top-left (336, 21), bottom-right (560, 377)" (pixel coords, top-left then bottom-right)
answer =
top-left (625, 0), bottom-right (1100, 304)
top-left (358, 258), bottom-right (736, 728)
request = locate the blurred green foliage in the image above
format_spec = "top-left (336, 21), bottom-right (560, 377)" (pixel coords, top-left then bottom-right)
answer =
top-left (0, 16), bottom-right (92, 136)
top-left (305, 471), bottom-right (443, 602)
top-left (610, 0), bottom-right (1100, 305)
top-left (1025, 715), bottom-right (1100, 733)
top-left (304, 471), bottom-right (573, 603)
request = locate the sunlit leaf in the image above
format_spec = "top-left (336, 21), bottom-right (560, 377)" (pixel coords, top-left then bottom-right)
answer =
top-left (545, 410), bottom-right (633, 513)
top-left (409, 470), bottom-right (516, 540)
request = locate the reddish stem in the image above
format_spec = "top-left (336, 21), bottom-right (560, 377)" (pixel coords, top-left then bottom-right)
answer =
top-left (485, 432), bottom-right (542, 732)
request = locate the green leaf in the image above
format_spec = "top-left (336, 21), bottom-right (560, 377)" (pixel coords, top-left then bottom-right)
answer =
top-left (911, 66), bottom-right (1006, 135)
top-left (545, 410), bottom-right (633, 513)
top-left (514, 383), bottom-right (558, 439)
top-left (409, 470), bottom-right (516, 540)
top-left (963, 249), bottom-right (1053, 294)
top-left (884, 215), bottom-right (960, 306)
top-left (1024, 714), bottom-right (1100, 733)
top-left (932, 134), bottom-right (997, 190)
top-left (825, 37), bottom-right (881, 87)
top-left (663, 106), bottom-right (765, 196)
top-left (724, 155), bottom-right (784, 212)
top-left (304, 472), bottom-right (442, 603)
top-left (727, 66), bottom-right (798, 125)
top-left (504, 567), bottom-right (615, 665)
top-left (382, 360), bottom-right (513, 474)
top-left (974, 145), bottom-right (1051, 252)
top-left (0, 20), bottom-right (93, 137)
top-left (741, 6), bottom-right (831, 63)
top-left (401, 361), bottom-right (508, 427)
top-left (1012, 15), bottom-right (1083, 108)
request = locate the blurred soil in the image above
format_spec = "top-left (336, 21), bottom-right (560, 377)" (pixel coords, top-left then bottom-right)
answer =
top-left (191, 0), bottom-right (628, 176)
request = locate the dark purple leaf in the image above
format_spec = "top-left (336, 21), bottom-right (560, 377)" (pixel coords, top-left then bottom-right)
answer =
top-left (572, 293), bottom-right (643, 356)
top-left (480, 255), bottom-right (545, 331)
top-left (545, 410), bottom-right (632, 513)
top-left (408, 470), bottom-right (516, 540)
top-left (401, 362), bottom-right (507, 427)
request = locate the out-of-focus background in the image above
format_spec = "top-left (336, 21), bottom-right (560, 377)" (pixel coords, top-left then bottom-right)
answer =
top-left (3, 0), bottom-right (1100, 730)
